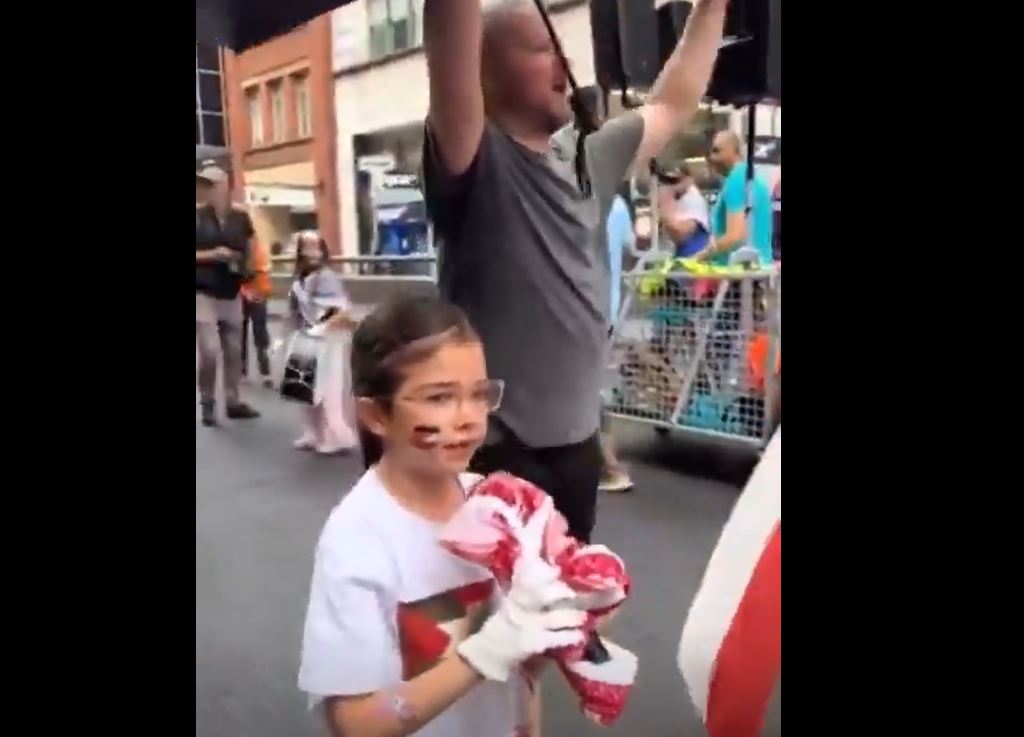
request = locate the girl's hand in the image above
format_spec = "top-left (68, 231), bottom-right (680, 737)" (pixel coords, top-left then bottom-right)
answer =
top-left (459, 499), bottom-right (583, 682)
top-left (457, 569), bottom-right (584, 682)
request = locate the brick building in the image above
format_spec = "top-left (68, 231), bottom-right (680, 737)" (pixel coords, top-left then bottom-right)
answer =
top-left (222, 15), bottom-right (341, 253)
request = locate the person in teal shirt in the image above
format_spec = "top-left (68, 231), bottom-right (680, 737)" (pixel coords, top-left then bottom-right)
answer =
top-left (701, 131), bottom-right (774, 266)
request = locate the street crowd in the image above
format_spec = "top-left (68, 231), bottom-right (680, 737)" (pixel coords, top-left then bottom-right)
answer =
top-left (196, 1), bottom-right (776, 734)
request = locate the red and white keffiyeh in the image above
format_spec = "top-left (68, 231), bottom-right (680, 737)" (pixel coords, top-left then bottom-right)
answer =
top-left (678, 429), bottom-right (781, 737)
top-left (440, 473), bottom-right (637, 726)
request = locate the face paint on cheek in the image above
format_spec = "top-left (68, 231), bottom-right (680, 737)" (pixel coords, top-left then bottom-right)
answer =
top-left (410, 425), bottom-right (442, 450)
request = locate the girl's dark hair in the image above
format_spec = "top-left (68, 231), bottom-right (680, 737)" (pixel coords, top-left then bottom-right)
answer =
top-left (351, 295), bottom-right (479, 469)
top-left (293, 232), bottom-right (331, 280)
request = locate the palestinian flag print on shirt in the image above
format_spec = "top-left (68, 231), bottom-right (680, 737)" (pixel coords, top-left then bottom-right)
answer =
top-left (397, 579), bottom-right (495, 680)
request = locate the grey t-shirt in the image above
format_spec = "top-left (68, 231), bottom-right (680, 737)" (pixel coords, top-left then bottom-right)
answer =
top-left (423, 113), bottom-right (644, 448)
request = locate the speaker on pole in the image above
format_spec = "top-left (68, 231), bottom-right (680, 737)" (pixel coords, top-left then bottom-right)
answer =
top-left (590, 0), bottom-right (781, 105)
top-left (656, 0), bottom-right (693, 74)
top-left (590, 0), bottom-right (627, 93)
top-left (614, 0), bottom-right (661, 90)
top-left (706, 0), bottom-right (781, 105)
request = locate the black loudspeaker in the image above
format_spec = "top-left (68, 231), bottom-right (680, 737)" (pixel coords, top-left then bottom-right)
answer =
top-left (614, 0), bottom-right (660, 90)
top-left (595, 1), bottom-right (699, 92)
top-left (593, 0), bottom-right (781, 105)
top-left (657, 0), bottom-right (693, 73)
top-left (707, 0), bottom-right (781, 105)
top-left (590, 0), bottom-right (627, 93)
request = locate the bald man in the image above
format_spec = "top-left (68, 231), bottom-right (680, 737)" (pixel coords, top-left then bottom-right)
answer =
top-left (701, 130), bottom-right (774, 266)
top-left (422, 0), bottom-right (728, 543)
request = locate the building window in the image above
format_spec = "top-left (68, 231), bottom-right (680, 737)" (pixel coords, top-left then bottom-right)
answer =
top-left (199, 74), bottom-right (223, 114)
top-left (247, 90), bottom-right (263, 147)
top-left (368, 0), bottom-right (420, 58)
top-left (196, 43), bottom-right (221, 74)
top-left (295, 76), bottom-right (312, 139)
top-left (196, 43), bottom-right (226, 148)
top-left (270, 83), bottom-right (286, 143)
top-left (368, 0), bottom-right (389, 57)
top-left (413, 0), bottom-right (425, 46)
top-left (201, 115), bottom-right (225, 149)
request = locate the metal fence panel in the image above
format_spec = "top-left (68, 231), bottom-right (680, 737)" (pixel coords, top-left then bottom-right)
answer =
top-left (607, 269), bottom-right (781, 448)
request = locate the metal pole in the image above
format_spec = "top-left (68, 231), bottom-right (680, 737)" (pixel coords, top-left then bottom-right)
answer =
top-left (427, 220), bottom-right (438, 283)
top-left (762, 272), bottom-right (781, 445)
top-left (745, 103), bottom-right (756, 220)
top-left (650, 163), bottom-right (661, 253)
top-left (740, 104), bottom-right (756, 351)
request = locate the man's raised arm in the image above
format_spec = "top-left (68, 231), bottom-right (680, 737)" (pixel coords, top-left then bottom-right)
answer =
top-left (633, 0), bottom-right (729, 167)
top-left (424, 0), bottom-right (486, 177)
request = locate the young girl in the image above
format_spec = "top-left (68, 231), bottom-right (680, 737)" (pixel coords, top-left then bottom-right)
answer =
top-left (289, 231), bottom-right (359, 455)
top-left (298, 295), bottom-right (586, 737)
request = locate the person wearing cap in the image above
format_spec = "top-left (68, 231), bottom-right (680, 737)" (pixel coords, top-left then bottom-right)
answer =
top-left (196, 166), bottom-right (260, 427)
top-left (657, 164), bottom-right (711, 258)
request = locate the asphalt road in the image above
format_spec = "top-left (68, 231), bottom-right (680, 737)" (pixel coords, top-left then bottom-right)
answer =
top-left (196, 366), bottom-right (769, 737)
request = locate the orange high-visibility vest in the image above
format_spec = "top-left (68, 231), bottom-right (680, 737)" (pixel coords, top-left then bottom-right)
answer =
top-left (242, 238), bottom-right (272, 299)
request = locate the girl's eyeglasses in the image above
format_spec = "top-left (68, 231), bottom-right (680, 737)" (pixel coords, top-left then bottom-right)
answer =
top-left (395, 379), bottom-right (505, 419)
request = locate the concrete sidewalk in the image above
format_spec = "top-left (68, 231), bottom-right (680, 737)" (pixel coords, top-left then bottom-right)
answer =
top-left (267, 298), bottom-right (289, 322)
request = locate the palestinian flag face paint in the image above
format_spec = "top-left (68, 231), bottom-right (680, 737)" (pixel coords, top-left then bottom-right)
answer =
top-left (410, 425), bottom-right (442, 451)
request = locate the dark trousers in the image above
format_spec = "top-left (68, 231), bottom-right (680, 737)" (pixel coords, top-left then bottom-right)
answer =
top-left (241, 298), bottom-right (271, 377)
top-left (471, 427), bottom-right (602, 544)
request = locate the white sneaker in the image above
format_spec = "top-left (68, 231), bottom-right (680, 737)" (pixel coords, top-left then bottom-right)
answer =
top-left (293, 434), bottom-right (318, 451)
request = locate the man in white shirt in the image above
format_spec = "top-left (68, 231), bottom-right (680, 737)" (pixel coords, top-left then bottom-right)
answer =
top-left (657, 164), bottom-right (711, 258)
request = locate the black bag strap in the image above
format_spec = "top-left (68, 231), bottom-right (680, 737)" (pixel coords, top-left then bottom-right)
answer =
top-left (528, 0), bottom-right (598, 198)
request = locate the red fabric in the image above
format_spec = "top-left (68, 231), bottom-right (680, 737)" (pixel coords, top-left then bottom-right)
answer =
top-left (396, 579), bottom-right (496, 681)
top-left (441, 473), bottom-right (635, 726)
top-left (396, 607), bottom-right (452, 681)
top-left (452, 579), bottom-right (494, 608)
top-left (705, 524), bottom-right (782, 737)
top-left (559, 661), bottom-right (633, 726)
top-left (694, 277), bottom-right (719, 300)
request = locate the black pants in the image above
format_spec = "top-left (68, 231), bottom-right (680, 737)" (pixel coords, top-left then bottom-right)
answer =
top-left (241, 298), bottom-right (271, 377)
top-left (471, 427), bottom-right (602, 544)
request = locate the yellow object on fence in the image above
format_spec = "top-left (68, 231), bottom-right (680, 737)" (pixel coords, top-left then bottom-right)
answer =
top-left (637, 258), bottom-right (748, 297)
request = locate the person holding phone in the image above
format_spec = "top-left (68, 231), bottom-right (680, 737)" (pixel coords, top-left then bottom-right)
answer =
top-left (196, 166), bottom-right (260, 427)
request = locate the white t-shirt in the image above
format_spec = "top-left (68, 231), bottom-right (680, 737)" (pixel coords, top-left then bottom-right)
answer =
top-left (298, 469), bottom-right (522, 737)
top-left (676, 184), bottom-right (711, 232)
